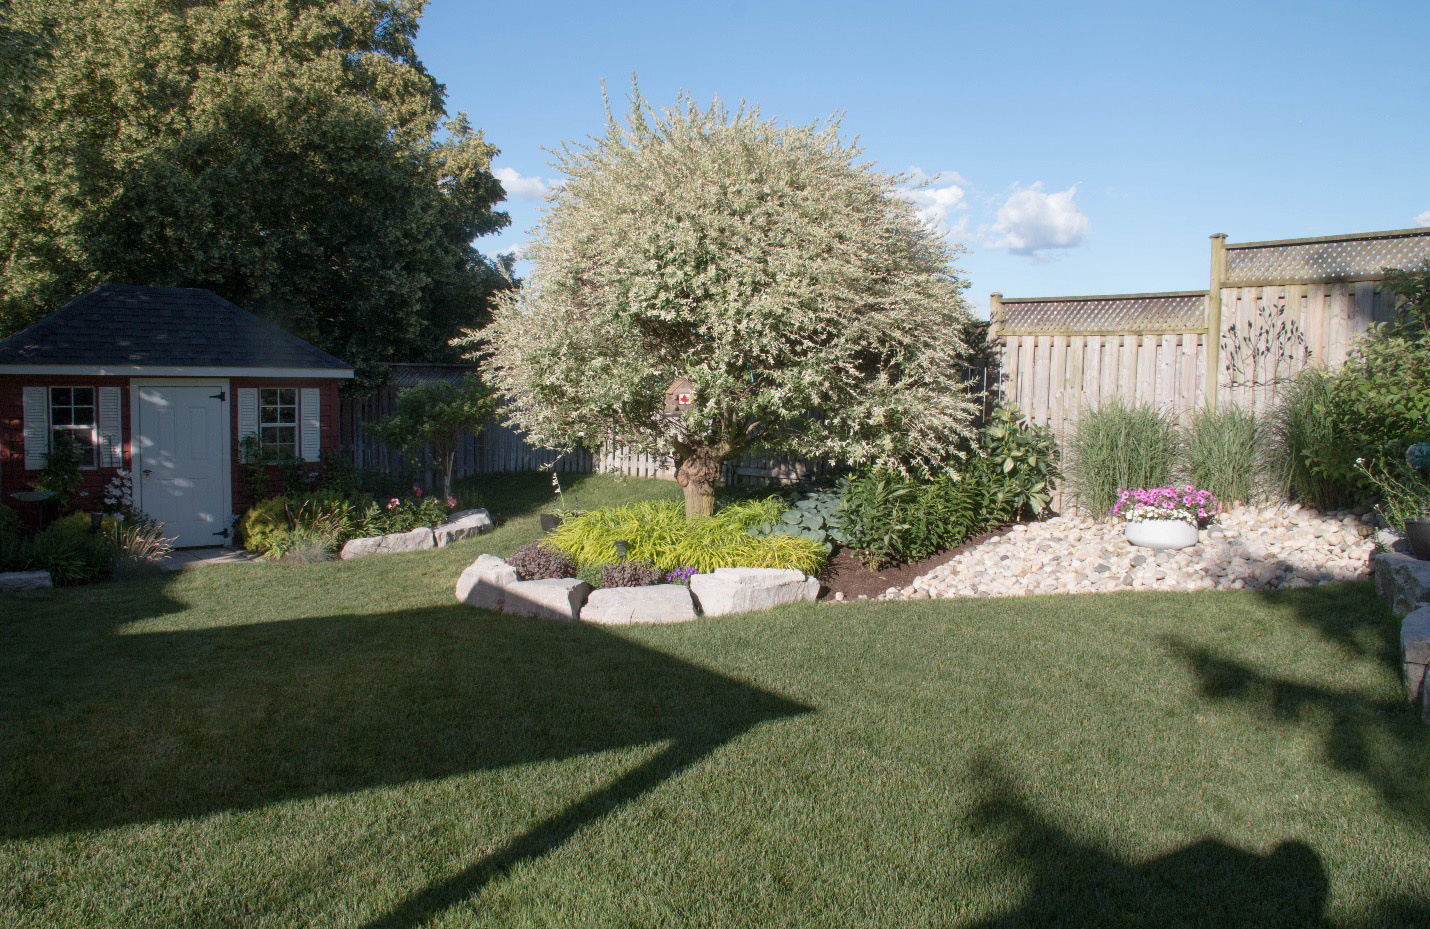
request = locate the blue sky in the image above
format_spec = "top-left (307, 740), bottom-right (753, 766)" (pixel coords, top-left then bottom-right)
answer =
top-left (415, 0), bottom-right (1430, 317)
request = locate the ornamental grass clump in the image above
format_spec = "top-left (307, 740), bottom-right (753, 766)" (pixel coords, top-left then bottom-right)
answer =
top-left (1111, 486), bottom-right (1220, 526)
top-left (1182, 405), bottom-right (1262, 506)
top-left (1068, 399), bottom-right (1178, 518)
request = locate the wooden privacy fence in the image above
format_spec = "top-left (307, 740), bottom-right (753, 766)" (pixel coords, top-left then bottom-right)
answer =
top-left (991, 226), bottom-right (1430, 435)
top-left (341, 365), bottom-right (825, 485)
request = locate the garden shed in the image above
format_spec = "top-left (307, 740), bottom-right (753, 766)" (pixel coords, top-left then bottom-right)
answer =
top-left (0, 284), bottom-right (353, 546)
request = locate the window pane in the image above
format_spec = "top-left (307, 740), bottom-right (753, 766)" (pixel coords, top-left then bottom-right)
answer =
top-left (260, 388), bottom-right (278, 406)
top-left (51, 407), bottom-right (72, 426)
top-left (72, 387), bottom-right (94, 406)
top-left (276, 389), bottom-right (293, 406)
top-left (50, 387), bottom-right (71, 406)
top-left (278, 406), bottom-right (296, 424)
top-left (73, 404), bottom-right (95, 426)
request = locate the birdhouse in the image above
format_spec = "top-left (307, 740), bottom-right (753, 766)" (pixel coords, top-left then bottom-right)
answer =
top-left (663, 377), bottom-right (695, 415)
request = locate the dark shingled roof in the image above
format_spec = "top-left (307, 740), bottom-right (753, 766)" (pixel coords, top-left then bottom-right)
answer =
top-left (0, 284), bottom-right (352, 372)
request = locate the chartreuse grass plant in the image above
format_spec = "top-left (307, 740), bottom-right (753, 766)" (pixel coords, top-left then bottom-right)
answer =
top-left (545, 498), bottom-right (825, 575)
top-left (1270, 367), bottom-right (1357, 510)
top-left (1068, 398), bottom-right (1179, 518)
top-left (1183, 404), bottom-right (1262, 507)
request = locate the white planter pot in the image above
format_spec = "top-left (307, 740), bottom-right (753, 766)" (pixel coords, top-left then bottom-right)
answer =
top-left (1124, 519), bottom-right (1199, 551)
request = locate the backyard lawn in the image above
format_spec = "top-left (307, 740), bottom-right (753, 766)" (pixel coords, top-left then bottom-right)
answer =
top-left (1, 475), bottom-right (1427, 928)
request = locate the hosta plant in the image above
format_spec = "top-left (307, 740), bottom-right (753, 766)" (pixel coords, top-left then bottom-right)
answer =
top-left (749, 489), bottom-right (847, 553)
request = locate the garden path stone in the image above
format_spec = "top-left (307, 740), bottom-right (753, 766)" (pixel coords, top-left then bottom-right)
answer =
top-left (0, 570), bottom-right (51, 591)
top-left (690, 567), bottom-right (820, 617)
top-left (581, 584), bottom-right (698, 625)
top-left (433, 508), bottom-right (494, 547)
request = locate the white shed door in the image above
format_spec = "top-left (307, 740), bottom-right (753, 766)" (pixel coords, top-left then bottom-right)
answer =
top-left (136, 385), bottom-right (227, 547)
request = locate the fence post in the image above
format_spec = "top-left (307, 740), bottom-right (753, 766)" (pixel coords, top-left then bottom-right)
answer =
top-left (1206, 234), bottom-right (1227, 406)
top-left (988, 292), bottom-right (1003, 406)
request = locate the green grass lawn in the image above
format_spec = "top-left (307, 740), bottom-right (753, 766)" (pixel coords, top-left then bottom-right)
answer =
top-left (2, 473), bottom-right (1427, 927)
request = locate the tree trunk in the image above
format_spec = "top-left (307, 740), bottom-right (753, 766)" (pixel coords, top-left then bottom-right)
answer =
top-left (442, 450), bottom-right (455, 503)
top-left (675, 445), bottom-right (725, 519)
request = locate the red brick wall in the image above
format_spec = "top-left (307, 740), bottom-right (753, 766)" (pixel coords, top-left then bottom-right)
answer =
top-left (0, 375), bottom-right (131, 511)
top-left (0, 375), bottom-right (342, 515)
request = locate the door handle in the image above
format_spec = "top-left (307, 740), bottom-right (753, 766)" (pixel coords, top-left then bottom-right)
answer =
top-left (143, 469), bottom-right (153, 478)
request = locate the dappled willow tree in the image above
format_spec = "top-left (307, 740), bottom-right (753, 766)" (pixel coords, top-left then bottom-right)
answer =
top-left (0, 0), bottom-right (510, 375)
top-left (459, 85), bottom-right (980, 518)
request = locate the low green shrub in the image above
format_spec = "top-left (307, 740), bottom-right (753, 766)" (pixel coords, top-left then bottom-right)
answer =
top-left (1358, 452), bottom-right (1430, 531)
top-left (1183, 405), bottom-right (1262, 506)
top-left (31, 523), bottom-right (114, 585)
top-left (1068, 398), bottom-right (1178, 518)
top-left (0, 503), bottom-right (20, 541)
top-left (748, 489), bottom-right (846, 553)
top-left (596, 560), bottom-right (664, 588)
top-left (238, 491), bottom-right (450, 559)
top-left (508, 542), bottom-right (578, 580)
top-left (979, 405), bottom-right (1060, 519)
top-left (546, 499), bottom-right (824, 576)
top-left (837, 466), bottom-right (991, 569)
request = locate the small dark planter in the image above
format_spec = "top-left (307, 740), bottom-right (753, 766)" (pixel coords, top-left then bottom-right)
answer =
top-left (539, 513), bottom-right (564, 532)
top-left (1406, 518), bottom-right (1430, 560)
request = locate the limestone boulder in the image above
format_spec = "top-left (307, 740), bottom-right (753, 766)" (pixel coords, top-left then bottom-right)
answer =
top-left (1372, 552), bottom-right (1430, 617)
top-left (502, 578), bottom-right (590, 622)
top-left (434, 508), bottom-right (494, 547)
top-left (689, 568), bottom-right (820, 617)
top-left (0, 570), bottom-right (52, 591)
top-left (340, 527), bottom-right (436, 560)
top-left (455, 554), bottom-right (519, 609)
top-left (581, 584), bottom-right (698, 625)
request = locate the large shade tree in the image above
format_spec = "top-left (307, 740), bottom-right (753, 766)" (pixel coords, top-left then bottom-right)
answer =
top-left (0, 0), bottom-right (510, 374)
top-left (461, 87), bottom-right (980, 517)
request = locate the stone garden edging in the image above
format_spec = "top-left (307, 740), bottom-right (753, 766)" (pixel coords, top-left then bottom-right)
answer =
top-left (1371, 551), bottom-right (1430, 723)
top-left (340, 508), bottom-right (493, 560)
top-left (454, 555), bottom-right (819, 624)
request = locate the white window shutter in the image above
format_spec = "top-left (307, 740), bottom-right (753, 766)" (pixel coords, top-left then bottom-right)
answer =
top-left (300, 387), bottom-right (321, 462)
top-left (237, 388), bottom-right (258, 448)
top-left (98, 386), bottom-right (122, 468)
top-left (22, 386), bottom-right (49, 470)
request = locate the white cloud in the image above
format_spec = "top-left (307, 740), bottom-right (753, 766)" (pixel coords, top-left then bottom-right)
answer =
top-left (986, 182), bottom-right (1091, 257)
top-left (497, 244), bottom-right (526, 262)
top-left (897, 167), bottom-right (969, 234)
top-left (495, 167), bottom-right (554, 200)
top-left (1415, 210), bottom-right (1430, 227)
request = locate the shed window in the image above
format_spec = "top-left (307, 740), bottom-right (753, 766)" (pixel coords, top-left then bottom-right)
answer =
top-left (258, 388), bottom-right (298, 459)
top-left (49, 387), bottom-right (97, 468)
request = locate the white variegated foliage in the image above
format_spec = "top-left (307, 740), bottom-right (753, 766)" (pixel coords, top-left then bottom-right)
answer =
top-left (456, 86), bottom-right (979, 475)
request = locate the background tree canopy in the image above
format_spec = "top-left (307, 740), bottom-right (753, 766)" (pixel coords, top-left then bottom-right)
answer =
top-left (0, 0), bottom-right (511, 375)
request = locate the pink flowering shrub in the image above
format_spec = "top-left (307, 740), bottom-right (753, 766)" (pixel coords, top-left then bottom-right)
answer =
top-left (1111, 485), bottom-right (1219, 526)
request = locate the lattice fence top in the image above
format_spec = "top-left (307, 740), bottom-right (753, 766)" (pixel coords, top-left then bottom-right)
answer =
top-left (998, 292), bottom-right (1206, 333)
top-left (1223, 228), bottom-right (1430, 284)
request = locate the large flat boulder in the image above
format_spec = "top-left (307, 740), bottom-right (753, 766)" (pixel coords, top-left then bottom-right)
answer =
top-left (1403, 606), bottom-right (1430, 708)
top-left (689, 567), bottom-right (819, 617)
top-left (581, 584), bottom-right (698, 625)
top-left (434, 508), bottom-right (494, 547)
top-left (340, 527), bottom-right (436, 560)
top-left (502, 578), bottom-right (590, 622)
top-left (1372, 552), bottom-right (1430, 617)
top-left (455, 554), bottom-right (519, 609)
top-left (0, 570), bottom-right (51, 591)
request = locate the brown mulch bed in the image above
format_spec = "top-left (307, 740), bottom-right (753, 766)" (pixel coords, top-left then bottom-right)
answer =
top-left (819, 526), bottom-right (1008, 600)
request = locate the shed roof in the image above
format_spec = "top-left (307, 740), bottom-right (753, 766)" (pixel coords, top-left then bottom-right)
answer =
top-left (0, 284), bottom-right (352, 374)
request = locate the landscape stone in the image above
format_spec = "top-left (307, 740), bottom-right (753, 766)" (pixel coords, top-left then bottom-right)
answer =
top-left (1372, 552), bottom-right (1430, 617)
top-left (433, 508), bottom-right (494, 547)
top-left (455, 554), bottom-right (519, 609)
top-left (501, 578), bottom-right (591, 622)
top-left (341, 526), bottom-right (436, 560)
top-left (581, 584), bottom-right (698, 625)
top-left (690, 567), bottom-right (820, 617)
top-left (0, 570), bottom-right (52, 591)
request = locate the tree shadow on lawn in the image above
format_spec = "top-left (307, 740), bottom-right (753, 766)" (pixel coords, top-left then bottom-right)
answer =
top-left (1162, 584), bottom-right (1430, 826)
top-left (0, 584), bottom-right (809, 925)
top-left (963, 757), bottom-right (1335, 928)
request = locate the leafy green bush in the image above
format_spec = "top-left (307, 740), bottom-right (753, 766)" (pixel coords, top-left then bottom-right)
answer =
top-left (0, 503), bottom-right (21, 541)
top-left (1269, 368), bottom-right (1358, 510)
top-left (1183, 405), bottom-right (1262, 506)
top-left (837, 466), bottom-right (990, 569)
top-left (546, 499), bottom-right (824, 576)
top-left (34, 432), bottom-right (84, 512)
top-left (31, 523), bottom-right (114, 585)
top-left (1068, 399), bottom-right (1178, 518)
top-left (1357, 455), bottom-right (1430, 530)
top-left (238, 491), bottom-right (450, 559)
top-left (979, 405), bottom-right (1060, 518)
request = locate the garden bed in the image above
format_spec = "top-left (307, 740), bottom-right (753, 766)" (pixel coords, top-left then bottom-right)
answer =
top-left (818, 526), bottom-right (1006, 601)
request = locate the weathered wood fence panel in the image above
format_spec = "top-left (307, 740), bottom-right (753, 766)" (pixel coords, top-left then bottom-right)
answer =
top-left (992, 226), bottom-right (1430, 433)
